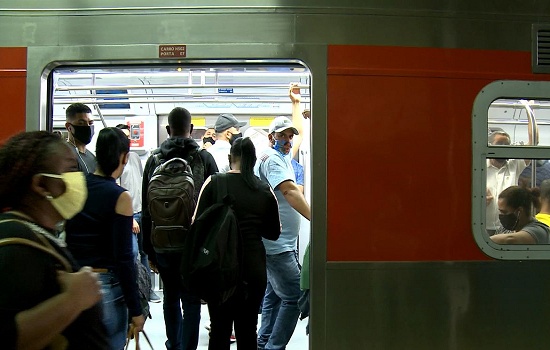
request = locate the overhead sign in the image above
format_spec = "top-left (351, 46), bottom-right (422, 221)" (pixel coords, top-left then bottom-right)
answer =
top-left (158, 45), bottom-right (187, 58)
top-left (218, 88), bottom-right (234, 93)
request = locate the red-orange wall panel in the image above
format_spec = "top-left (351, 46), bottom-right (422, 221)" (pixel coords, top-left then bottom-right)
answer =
top-left (0, 47), bottom-right (26, 144)
top-left (327, 45), bottom-right (550, 262)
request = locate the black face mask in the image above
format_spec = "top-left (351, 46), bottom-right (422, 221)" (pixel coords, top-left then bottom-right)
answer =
top-left (229, 132), bottom-right (242, 145)
top-left (203, 137), bottom-right (216, 145)
top-left (71, 124), bottom-right (94, 145)
top-left (499, 212), bottom-right (519, 231)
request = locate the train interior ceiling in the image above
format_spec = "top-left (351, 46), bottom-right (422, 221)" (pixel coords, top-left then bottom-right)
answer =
top-left (51, 64), bottom-right (311, 156)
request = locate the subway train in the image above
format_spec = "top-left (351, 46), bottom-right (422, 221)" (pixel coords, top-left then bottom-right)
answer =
top-left (3, 2), bottom-right (550, 349)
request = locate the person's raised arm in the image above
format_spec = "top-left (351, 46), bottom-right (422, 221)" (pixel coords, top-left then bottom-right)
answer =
top-left (290, 83), bottom-right (305, 159)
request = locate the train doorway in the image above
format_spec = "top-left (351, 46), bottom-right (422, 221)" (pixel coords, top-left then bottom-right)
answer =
top-left (46, 61), bottom-right (312, 349)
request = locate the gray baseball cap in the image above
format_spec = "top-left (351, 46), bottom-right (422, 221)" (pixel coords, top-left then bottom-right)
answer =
top-left (214, 113), bottom-right (247, 133)
top-left (268, 116), bottom-right (299, 135)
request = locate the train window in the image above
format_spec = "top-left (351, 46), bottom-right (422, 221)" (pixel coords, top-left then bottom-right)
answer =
top-left (473, 81), bottom-right (550, 259)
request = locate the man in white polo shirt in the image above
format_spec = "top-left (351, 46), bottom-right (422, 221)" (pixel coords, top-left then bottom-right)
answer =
top-left (207, 113), bottom-right (246, 173)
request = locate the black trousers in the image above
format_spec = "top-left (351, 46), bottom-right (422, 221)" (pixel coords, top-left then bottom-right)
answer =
top-left (207, 279), bottom-right (266, 350)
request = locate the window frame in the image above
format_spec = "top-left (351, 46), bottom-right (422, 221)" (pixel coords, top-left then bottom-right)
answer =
top-left (473, 80), bottom-right (550, 259)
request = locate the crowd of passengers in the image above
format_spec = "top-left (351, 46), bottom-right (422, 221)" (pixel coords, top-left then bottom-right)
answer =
top-left (486, 127), bottom-right (550, 244)
top-left (0, 84), bottom-right (311, 350)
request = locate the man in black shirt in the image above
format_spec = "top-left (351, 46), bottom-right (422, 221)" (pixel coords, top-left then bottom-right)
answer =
top-left (142, 107), bottom-right (218, 350)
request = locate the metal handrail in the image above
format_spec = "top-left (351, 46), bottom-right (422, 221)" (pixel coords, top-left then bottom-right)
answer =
top-left (54, 93), bottom-right (311, 99)
top-left (54, 98), bottom-right (311, 104)
top-left (492, 102), bottom-right (550, 109)
top-left (519, 100), bottom-right (539, 188)
top-left (55, 83), bottom-right (310, 91)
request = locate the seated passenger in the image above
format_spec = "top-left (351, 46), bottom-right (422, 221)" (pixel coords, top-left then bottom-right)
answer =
top-left (0, 131), bottom-right (108, 349)
top-left (490, 186), bottom-right (549, 244)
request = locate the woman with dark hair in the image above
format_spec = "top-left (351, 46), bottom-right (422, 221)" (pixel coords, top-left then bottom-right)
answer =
top-left (194, 137), bottom-right (281, 350)
top-left (490, 185), bottom-right (550, 244)
top-left (0, 131), bottom-right (108, 349)
top-left (66, 127), bottom-right (145, 349)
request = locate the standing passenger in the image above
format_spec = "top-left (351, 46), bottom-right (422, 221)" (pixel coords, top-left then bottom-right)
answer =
top-left (207, 113), bottom-right (246, 173)
top-left (141, 107), bottom-right (218, 350)
top-left (535, 179), bottom-right (550, 226)
top-left (486, 124), bottom-right (538, 235)
top-left (255, 115), bottom-right (311, 350)
top-left (0, 131), bottom-right (108, 349)
top-left (65, 103), bottom-right (96, 174)
top-left (65, 127), bottom-right (145, 349)
top-left (194, 137), bottom-right (281, 350)
top-left (116, 123), bottom-right (161, 303)
top-left (201, 127), bottom-right (217, 150)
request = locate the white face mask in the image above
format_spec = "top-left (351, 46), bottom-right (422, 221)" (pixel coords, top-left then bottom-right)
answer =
top-left (40, 172), bottom-right (87, 220)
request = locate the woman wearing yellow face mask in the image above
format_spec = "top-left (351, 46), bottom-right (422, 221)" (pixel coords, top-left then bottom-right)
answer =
top-left (65, 127), bottom-right (145, 350)
top-left (0, 131), bottom-right (108, 349)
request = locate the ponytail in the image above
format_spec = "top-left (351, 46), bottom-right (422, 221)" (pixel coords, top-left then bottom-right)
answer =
top-left (230, 137), bottom-right (258, 190)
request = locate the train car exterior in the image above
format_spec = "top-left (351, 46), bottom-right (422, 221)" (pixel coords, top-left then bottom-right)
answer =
top-left (2, 2), bottom-right (550, 349)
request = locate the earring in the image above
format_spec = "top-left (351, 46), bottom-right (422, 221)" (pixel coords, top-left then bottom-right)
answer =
top-left (45, 194), bottom-right (53, 200)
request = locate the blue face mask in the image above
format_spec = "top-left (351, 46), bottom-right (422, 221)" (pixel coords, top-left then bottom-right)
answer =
top-left (272, 138), bottom-right (293, 156)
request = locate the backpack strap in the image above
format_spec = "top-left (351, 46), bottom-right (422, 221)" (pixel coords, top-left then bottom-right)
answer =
top-left (152, 149), bottom-right (163, 168)
top-left (0, 219), bottom-right (72, 272)
top-left (189, 148), bottom-right (206, 201)
top-left (215, 174), bottom-right (225, 202)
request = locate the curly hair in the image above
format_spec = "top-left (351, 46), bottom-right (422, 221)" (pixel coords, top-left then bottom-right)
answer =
top-left (0, 131), bottom-right (65, 209)
top-left (499, 185), bottom-right (539, 217)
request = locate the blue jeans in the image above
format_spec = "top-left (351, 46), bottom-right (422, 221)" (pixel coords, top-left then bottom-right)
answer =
top-left (156, 252), bottom-right (201, 350)
top-left (133, 212), bottom-right (154, 289)
top-left (98, 272), bottom-right (128, 350)
top-left (132, 212), bottom-right (141, 263)
top-left (258, 250), bottom-right (301, 350)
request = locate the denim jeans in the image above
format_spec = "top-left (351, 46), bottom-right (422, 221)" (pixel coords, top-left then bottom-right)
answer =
top-left (156, 252), bottom-right (201, 350)
top-left (257, 250), bottom-right (301, 350)
top-left (132, 212), bottom-right (141, 263)
top-left (98, 272), bottom-right (128, 350)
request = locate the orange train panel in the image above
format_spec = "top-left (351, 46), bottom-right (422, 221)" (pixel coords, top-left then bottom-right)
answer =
top-left (0, 47), bottom-right (26, 144)
top-left (327, 45), bottom-right (550, 262)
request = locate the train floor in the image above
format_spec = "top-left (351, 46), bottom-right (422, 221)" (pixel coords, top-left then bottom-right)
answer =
top-left (143, 290), bottom-right (310, 349)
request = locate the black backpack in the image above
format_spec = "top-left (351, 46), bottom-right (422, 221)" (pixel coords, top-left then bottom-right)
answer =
top-left (181, 174), bottom-right (243, 305)
top-left (147, 149), bottom-right (204, 253)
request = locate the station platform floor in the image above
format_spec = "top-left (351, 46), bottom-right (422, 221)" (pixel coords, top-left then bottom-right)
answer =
top-left (142, 290), bottom-right (309, 349)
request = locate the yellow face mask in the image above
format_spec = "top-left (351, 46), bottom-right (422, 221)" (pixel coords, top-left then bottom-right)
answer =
top-left (40, 172), bottom-right (87, 220)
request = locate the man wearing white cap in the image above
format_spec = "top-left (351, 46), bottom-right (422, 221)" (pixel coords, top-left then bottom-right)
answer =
top-left (207, 113), bottom-right (246, 173)
top-left (255, 110), bottom-right (311, 348)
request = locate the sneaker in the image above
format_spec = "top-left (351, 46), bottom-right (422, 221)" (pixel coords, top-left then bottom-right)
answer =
top-left (149, 290), bottom-right (161, 303)
top-left (230, 334), bottom-right (236, 343)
